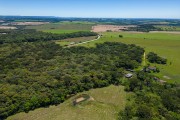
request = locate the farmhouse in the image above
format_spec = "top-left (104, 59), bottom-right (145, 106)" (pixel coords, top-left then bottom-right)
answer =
top-left (144, 66), bottom-right (158, 72)
top-left (125, 73), bottom-right (133, 78)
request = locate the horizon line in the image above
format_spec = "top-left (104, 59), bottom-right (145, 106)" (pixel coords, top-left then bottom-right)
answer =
top-left (0, 15), bottom-right (180, 20)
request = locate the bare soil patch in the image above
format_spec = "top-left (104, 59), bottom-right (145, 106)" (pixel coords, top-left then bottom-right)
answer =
top-left (92, 25), bottom-right (136, 32)
top-left (73, 94), bottom-right (94, 106)
top-left (0, 26), bottom-right (17, 29)
top-left (11, 22), bottom-right (49, 26)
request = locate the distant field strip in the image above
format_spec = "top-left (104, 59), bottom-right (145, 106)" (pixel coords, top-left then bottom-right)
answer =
top-left (26, 21), bottom-right (96, 34)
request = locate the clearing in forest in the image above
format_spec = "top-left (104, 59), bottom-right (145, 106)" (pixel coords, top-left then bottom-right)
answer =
top-left (7, 85), bottom-right (128, 120)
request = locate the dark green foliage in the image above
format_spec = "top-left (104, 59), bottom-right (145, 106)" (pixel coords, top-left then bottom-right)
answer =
top-left (147, 52), bottom-right (167, 64)
top-left (119, 71), bottom-right (180, 120)
top-left (125, 24), bottom-right (161, 32)
top-left (0, 42), bottom-right (144, 119)
top-left (119, 35), bottom-right (123, 38)
top-left (0, 29), bottom-right (97, 44)
top-left (136, 105), bottom-right (153, 119)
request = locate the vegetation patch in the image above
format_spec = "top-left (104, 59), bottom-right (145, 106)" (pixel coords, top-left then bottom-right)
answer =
top-left (7, 86), bottom-right (127, 120)
top-left (26, 21), bottom-right (95, 34)
top-left (79, 32), bottom-right (180, 83)
top-left (0, 42), bottom-right (143, 119)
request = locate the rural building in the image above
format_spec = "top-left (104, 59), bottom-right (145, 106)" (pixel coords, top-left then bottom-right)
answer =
top-left (144, 66), bottom-right (157, 72)
top-left (125, 73), bottom-right (133, 78)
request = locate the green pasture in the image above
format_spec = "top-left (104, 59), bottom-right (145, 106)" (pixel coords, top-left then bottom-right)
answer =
top-left (55, 36), bottom-right (97, 46)
top-left (26, 21), bottom-right (96, 34)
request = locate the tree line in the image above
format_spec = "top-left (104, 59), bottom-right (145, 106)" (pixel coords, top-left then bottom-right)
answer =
top-left (0, 29), bottom-right (98, 44)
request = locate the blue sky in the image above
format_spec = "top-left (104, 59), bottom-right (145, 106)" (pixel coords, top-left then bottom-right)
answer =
top-left (0, 0), bottom-right (180, 18)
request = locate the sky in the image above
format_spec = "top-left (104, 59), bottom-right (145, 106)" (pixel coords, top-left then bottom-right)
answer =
top-left (0, 0), bottom-right (180, 18)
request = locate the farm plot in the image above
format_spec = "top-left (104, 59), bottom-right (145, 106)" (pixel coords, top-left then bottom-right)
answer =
top-left (91, 25), bottom-right (136, 32)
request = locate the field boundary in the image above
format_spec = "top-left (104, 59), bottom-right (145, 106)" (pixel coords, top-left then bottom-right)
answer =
top-left (66, 35), bottom-right (101, 47)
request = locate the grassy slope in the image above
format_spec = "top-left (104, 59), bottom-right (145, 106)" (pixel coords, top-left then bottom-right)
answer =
top-left (79, 32), bottom-right (180, 83)
top-left (26, 21), bottom-right (95, 34)
top-left (7, 85), bottom-right (127, 120)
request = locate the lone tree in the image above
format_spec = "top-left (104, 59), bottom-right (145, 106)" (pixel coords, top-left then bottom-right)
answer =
top-left (119, 35), bottom-right (123, 38)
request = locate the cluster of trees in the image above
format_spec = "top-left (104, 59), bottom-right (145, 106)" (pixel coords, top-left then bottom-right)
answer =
top-left (147, 52), bottom-right (167, 64)
top-left (0, 29), bottom-right (97, 44)
top-left (0, 42), bottom-right (144, 119)
top-left (119, 71), bottom-right (180, 120)
top-left (125, 24), bottom-right (161, 32)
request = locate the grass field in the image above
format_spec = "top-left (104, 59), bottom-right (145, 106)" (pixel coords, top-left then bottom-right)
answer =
top-left (7, 85), bottom-right (127, 120)
top-left (26, 21), bottom-right (96, 34)
top-left (55, 36), bottom-right (97, 46)
top-left (79, 32), bottom-right (180, 83)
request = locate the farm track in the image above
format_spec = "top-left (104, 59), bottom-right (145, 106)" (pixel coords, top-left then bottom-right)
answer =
top-left (67, 35), bottom-right (101, 47)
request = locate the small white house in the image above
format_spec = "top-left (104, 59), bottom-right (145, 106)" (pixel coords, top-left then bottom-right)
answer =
top-left (125, 73), bottom-right (133, 78)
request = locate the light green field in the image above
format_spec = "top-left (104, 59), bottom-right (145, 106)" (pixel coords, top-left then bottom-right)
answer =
top-left (26, 21), bottom-right (96, 34)
top-left (7, 85), bottom-right (127, 120)
top-left (55, 36), bottom-right (97, 46)
top-left (79, 32), bottom-right (180, 83)
top-left (43, 29), bottom-right (86, 34)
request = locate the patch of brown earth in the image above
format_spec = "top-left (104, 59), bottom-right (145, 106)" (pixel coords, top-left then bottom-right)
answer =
top-left (0, 26), bottom-right (17, 29)
top-left (91, 25), bottom-right (136, 32)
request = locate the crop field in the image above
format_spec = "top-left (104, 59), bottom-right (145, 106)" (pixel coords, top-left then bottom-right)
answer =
top-left (92, 25), bottom-right (136, 32)
top-left (79, 32), bottom-right (180, 83)
top-left (7, 85), bottom-right (127, 120)
top-left (26, 21), bottom-right (96, 34)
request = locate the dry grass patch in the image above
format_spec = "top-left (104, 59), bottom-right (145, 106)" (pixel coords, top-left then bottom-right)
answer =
top-left (0, 26), bottom-right (17, 29)
top-left (92, 25), bottom-right (136, 32)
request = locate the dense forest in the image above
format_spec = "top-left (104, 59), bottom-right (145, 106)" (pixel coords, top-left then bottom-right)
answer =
top-left (0, 42), bottom-right (144, 119)
top-left (0, 29), bottom-right (97, 44)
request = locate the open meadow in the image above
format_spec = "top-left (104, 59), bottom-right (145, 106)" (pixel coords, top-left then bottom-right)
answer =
top-left (7, 85), bottom-right (128, 120)
top-left (55, 36), bottom-right (97, 46)
top-left (26, 21), bottom-right (96, 34)
top-left (79, 32), bottom-right (180, 83)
